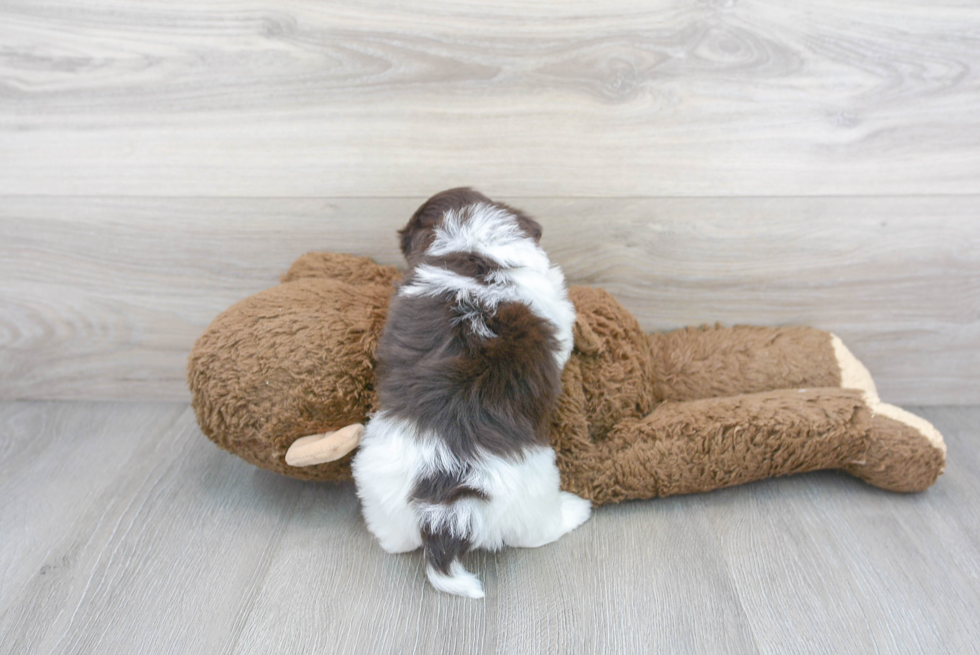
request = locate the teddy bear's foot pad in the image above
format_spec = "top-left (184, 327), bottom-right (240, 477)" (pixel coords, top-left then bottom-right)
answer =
top-left (845, 408), bottom-right (946, 493)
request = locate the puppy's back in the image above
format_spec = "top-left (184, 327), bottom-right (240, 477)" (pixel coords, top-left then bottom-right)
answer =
top-left (378, 292), bottom-right (562, 461)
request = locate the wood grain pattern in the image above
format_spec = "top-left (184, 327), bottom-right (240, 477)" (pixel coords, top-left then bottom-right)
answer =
top-left (705, 406), bottom-right (980, 655)
top-left (0, 402), bottom-right (185, 622)
top-left (0, 403), bottom-right (310, 654)
top-left (2, 196), bottom-right (977, 404)
top-left (1, 401), bottom-right (977, 654)
top-left (1, 0), bottom-right (978, 197)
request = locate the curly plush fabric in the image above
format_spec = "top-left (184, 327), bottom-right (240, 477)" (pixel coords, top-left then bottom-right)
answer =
top-left (188, 252), bottom-right (946, 503)
top-left (188, 254), bottom-right (397, 482)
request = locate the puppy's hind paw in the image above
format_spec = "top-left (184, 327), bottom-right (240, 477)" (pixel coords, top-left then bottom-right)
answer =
top-left (560, 492), bottom-right (592, 533)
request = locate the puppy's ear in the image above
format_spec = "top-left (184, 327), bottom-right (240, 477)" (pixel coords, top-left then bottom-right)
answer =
top-left (512, 211), bottom-right (543, 243)
top-left (492, 198), bottom-right (542, 243)
top-left (398, 212), bottom-right (440, 266)
top-left (400, 188), bottom-right (491, 265)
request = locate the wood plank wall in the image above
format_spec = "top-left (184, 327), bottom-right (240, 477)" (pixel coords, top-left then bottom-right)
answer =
top-left (1, 1), bottom-right (978, 404)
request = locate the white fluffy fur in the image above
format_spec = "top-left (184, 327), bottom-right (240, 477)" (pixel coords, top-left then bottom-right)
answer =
top-left (352, 412), bottom-right (592, 595)
top-left (352, 203), bottom-right (590, 598)
top-left (427, 561), bottom-right (486, 599)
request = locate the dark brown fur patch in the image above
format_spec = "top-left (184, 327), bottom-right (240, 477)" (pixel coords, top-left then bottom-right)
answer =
top-left (421, 524), bottom-right (472, 575)
top-left (376, 292), bottom-right (562, 461)
top-left (411, 469), bottom-right (490, 505)
top-left (428, 251), bottom-right (500, 283)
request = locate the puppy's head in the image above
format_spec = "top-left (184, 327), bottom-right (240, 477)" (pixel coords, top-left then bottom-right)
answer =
top-left (399, 188), bottom-right (543, 267)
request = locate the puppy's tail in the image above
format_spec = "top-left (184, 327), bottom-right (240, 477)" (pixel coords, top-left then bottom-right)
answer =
top-left (422, 526), bottom-right (484, 599)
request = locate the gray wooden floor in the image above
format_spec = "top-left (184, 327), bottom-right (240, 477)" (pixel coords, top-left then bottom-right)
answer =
top-left (1, 402), bottom-right (977, 655)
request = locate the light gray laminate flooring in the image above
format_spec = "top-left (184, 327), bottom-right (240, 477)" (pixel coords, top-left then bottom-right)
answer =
top-left (1, 402), bottom-right (977, 654)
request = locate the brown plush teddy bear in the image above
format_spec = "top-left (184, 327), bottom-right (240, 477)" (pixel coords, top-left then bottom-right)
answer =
top-left (187, 247), bottom-right (946, 505)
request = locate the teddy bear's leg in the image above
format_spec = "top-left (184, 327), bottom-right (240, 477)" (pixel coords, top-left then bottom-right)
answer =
top-left (568, 387), bottom-right (945, 505)
top-left (647, 325), bottom-right (874, 402)
top-left (825, 335), bottom-right (947, 490)
top-left (842, 406), bottom-right (946, 493)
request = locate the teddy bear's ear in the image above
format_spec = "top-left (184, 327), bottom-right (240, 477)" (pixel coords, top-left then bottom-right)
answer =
top-left (573, 313), bottom-right (603, 355)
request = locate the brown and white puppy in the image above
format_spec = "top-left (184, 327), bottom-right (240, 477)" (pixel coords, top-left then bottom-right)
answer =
top-left (351, 188), bottom-right (591, 598)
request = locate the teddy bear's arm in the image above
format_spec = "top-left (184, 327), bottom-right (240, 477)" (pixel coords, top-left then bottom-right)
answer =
top-left (281, 252), bottom-right (401, 287)
top-left (647, 325), bottom-right (851, 402)
top-left (561, 387), bottom-right (945, 505)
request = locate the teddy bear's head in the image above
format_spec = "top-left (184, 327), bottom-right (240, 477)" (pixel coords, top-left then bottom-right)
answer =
top-left (187, 254), bottom-right (400, 481)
